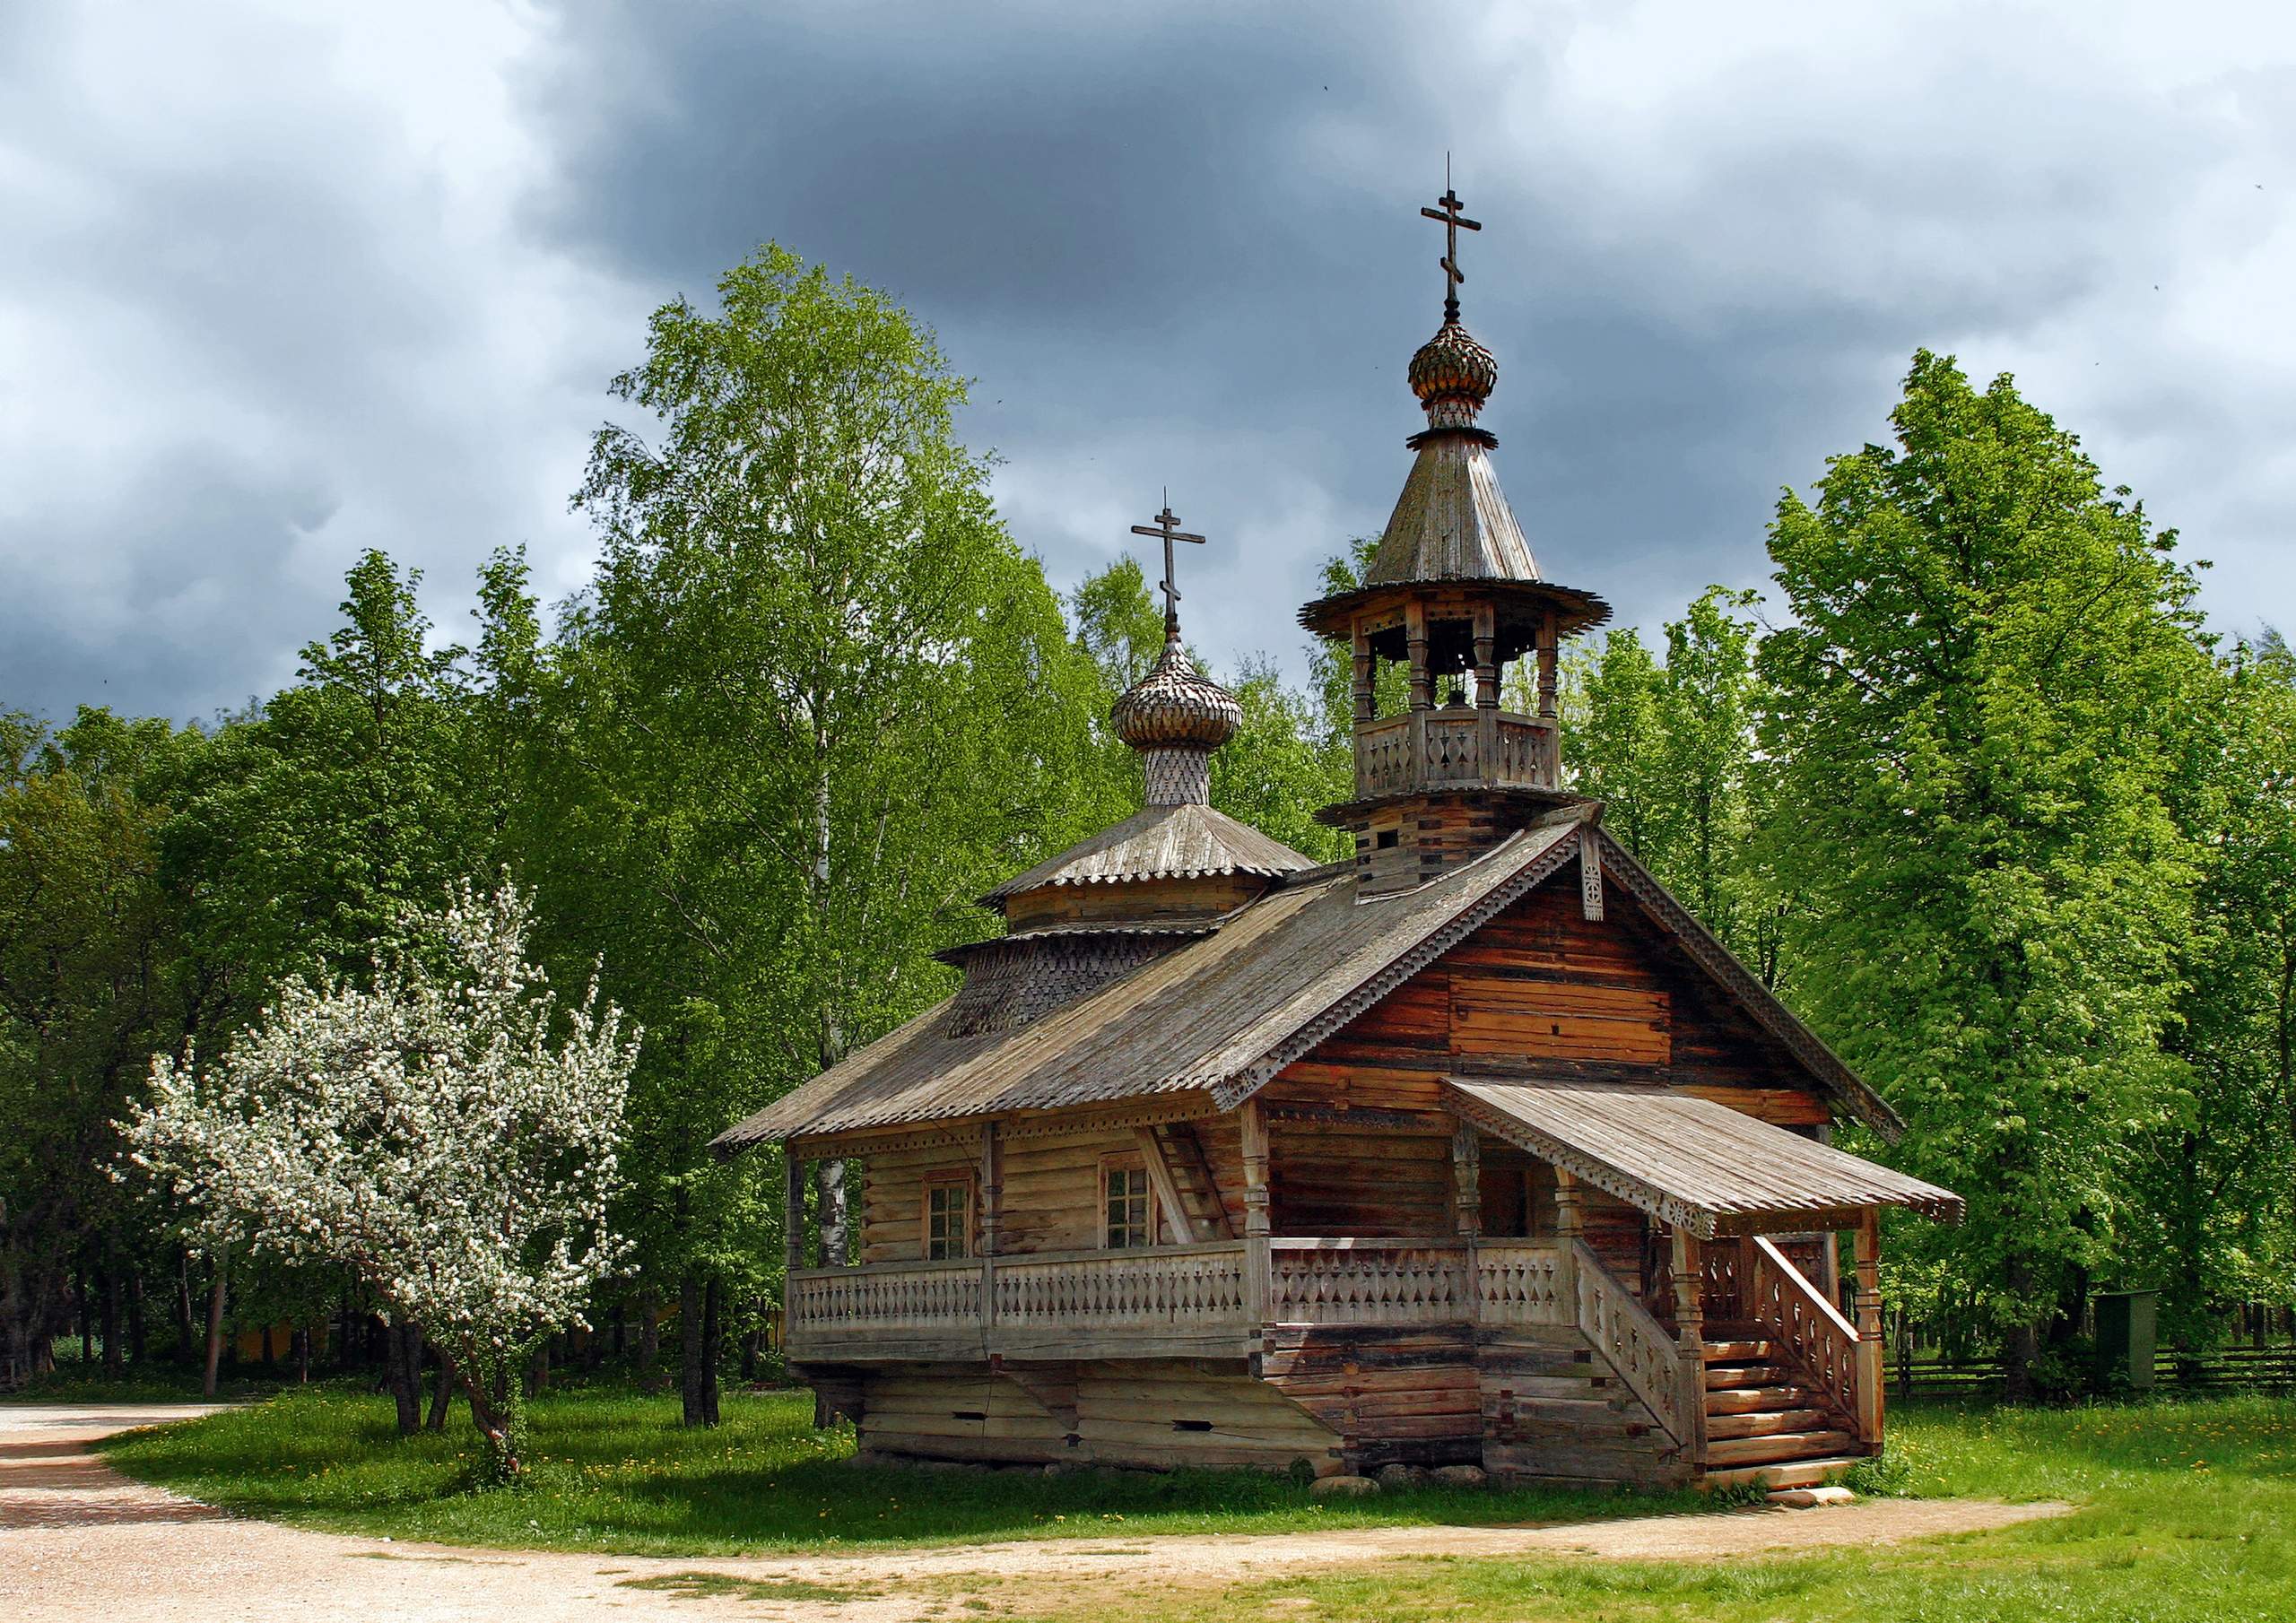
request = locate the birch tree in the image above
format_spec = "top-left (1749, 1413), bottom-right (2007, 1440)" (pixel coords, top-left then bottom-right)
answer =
top-left (120, 880), bottom-right (636, 1480)
top-left (564, 243), bottom-right (1109, 1423)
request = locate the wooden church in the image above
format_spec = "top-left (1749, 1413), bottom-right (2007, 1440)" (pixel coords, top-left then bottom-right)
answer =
top-left (714, 187), bottom-right (1960, 1491)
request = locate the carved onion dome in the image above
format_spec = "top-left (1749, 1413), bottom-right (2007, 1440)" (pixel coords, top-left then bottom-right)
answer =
top-left (1408, 317), bottom-right (1498, 431)
top-left (1110, 629), bottom-right (1243, 807)
top-left (1111, 630), bottom-right (1242, 753)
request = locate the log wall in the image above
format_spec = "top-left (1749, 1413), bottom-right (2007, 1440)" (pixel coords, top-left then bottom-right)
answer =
top-left (852, 1358), bottom-right (1342, 1473)
top-left (862, 1127), bottom-right (1184, 1264)
top-left (1477, 1325), bottom-right (1690, 1486)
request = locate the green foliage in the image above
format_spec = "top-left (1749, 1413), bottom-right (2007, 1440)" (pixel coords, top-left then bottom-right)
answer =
top-left (0, 707), bottom-right (207, 1376)
top-left (560, 243), bottom-right (1124, 1354)
top-left (1761, 352), bottom-right (2215, 1372)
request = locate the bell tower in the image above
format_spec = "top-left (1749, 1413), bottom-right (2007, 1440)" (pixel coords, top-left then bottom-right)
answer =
top-left (1299, 178), bottom-right (1611, 896)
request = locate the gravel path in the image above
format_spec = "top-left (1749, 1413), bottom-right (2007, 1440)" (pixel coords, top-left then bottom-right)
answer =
top-left (0, 1404), bottom-right (2073, 1622)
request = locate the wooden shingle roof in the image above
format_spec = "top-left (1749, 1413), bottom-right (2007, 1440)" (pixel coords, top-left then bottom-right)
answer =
top-left (1447, 1081), bottom-right (1961, 1237)
top-left (985, 803), bottom-right (1315, 902)
top-left (713, 811), bottom-right (1907, 1151)
top-left (717, 813), bottom-right (1591, 1149)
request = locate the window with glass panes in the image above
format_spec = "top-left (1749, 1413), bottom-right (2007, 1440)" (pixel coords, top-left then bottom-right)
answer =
top-left (925, 1180), bottom-right (970, 1260)
top-left (1104, 1162), bottom-right (1153, 1249)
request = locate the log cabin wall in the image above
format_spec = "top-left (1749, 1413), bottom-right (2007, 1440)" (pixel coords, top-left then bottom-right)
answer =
top-left (854, 1359), bottom-right (1343, 1473)
top-left (860, 1125), bottom-right (1184, 1263)
top-left (1269, 864), bottom-right (1833, 1134)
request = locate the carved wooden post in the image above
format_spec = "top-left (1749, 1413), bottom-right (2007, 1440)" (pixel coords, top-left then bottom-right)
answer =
top-left (1536, 608), bottom-right (1560, 786)
top-left (1352, 621), bottom-right (1375, 725)
top-left (782, 1150), bottom-right (805, 1357)
top-left (1536, 610), bottom-right (1559, 716)
top-left (1405, 599), bottom-right (1431, 712)
top-left (1671, 1226), bottom-right (1709, 1467)
top-left (979, 1122), bottom-right (1002, 1358)
top-left (1473, 602), bottom-right (1498, 779)
top-left (1452, 1124), bottom-right (1483, 1329)
top-left (1553, 1167), bottom-right (1582, 1306)
top-left (1853, 1208), bottom-right (1884, 1445)
top-left (1240, 1099), bottom-right (1272, 1336)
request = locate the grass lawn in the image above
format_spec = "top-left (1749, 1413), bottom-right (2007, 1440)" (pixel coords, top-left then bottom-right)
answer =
top-left (1109, 1397), bottom-right (2296, 1623)
top-left (91, 1384), bottom-right (2296, 1620)
top-left (92, 1380), bottom-right (1700, 1552)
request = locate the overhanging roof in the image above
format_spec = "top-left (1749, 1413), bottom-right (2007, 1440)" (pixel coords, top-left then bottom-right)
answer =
top-left (986, 803), bottom-right (1315, 903)
top-left (1447, 1080), bottom-right (1962, 1237)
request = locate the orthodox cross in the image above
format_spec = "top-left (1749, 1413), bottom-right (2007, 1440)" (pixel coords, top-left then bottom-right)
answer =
top-left (1130, 496), bottom-right (1206, 634)
top-left (1419, 160), bottom-right (1481, 321)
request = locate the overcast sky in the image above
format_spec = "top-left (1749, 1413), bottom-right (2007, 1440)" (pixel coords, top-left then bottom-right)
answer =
top-left (5, 1), bottom-right (2293, 725)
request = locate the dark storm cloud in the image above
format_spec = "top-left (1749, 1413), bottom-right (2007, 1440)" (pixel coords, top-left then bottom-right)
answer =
top-left (6, 3), bottom-right (2294, 724)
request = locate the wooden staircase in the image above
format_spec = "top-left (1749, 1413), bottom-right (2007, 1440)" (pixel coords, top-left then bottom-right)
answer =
top-left (1698, 1322), bottom-right (1864, 1489)
top-left (1138, 1124), bottom-right (1234, 1242)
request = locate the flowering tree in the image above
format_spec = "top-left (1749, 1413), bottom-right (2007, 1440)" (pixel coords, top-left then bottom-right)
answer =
top-left (121, 880), bottom-right (638, 1481)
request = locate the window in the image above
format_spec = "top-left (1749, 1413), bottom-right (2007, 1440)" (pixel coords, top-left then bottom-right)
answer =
top-left (925, 1179), bottom-right (971, 1260)
top-left (1104, 1161), bottom-right (1154, 1250)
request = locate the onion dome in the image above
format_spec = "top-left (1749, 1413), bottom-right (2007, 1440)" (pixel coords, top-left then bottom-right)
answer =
top-left (1111, 631), bottom-right (1242, 755)
top-left (1408, 317), bottom-right (1498, 430)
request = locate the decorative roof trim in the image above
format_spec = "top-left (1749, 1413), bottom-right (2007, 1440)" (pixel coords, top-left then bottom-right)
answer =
top-left (1589, 830), bottom-right (1905, 1141)
top-left (1206, 812), bottom-right (1591, 1109)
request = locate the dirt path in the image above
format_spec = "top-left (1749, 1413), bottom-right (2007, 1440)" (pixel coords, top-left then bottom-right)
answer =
top-left (1, 1404), bottom-right (2072, 1622)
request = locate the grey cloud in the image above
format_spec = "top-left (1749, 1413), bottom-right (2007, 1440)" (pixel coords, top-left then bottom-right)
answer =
top-left (6, 2), bottom-right (2293, 725)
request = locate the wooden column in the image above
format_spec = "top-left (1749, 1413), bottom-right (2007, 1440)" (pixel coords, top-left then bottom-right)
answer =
top-left (1405, 600), bottom-right (1431, 712)
top-left (1853, 1209), bottom-right (1884, 1445)
top-left (1352, 621), bottom-right (1375, 725)
top-left (1671, 1227), bottom-right (1709, 1467)
top-left (1240, 1099), bottom-right (1272, 1334)
top-left (1453, 1125), bottom-right (1483, 1331)
top-left (782, 1150), bottom-right (806, 1358)
top-left (1536, 610), bottom-right (1559, 717)
top-left (1553, 1167), bottom-right (1582, 1303)
top-left (783, 1150), bottom-right (806, 1279)
top-left (979, 1122), bottom-right (1002, 1357)
top-left (1450, 1126), bottom-right (1483, 1238)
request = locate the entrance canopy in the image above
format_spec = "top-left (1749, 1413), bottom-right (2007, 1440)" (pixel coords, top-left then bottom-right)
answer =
top-left (1446, 1081), bottom-right (1962, 1239)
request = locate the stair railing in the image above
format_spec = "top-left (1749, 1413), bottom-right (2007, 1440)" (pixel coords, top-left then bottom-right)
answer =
top-left (1570, 1239), bottom-right (1689, 1446)
top-left (1742, 1235), bottom-right (1864, 1440)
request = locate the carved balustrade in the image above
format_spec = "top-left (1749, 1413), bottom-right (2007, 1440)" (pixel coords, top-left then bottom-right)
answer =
top-left (1740, 1235), bottom-right (1862, 1435)
top-left (1352, 712), bottom-right (1559, 799)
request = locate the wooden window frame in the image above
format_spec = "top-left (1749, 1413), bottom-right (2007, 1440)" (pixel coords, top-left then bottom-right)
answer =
top-left (921, 1171), bottom-right (975, 1261)
top-left (1100, 1153), bottom-right (1156, 1251)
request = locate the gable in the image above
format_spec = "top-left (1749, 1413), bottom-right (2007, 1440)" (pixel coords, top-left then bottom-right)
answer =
top-left (1266, 846), bottom-right (1838, 1131)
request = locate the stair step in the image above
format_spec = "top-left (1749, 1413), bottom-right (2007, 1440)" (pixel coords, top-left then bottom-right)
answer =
top-left (1700, 1339), bottom-right (1774, 1362)
top-left (1704, 1364), bottom-right (1796, 1389)
top-left (1705, 1384), bottom-right (1816, 1415)
top-left (1706, 1406), bottom-right (1829, 1439)
top-left (1705, 1429), bottom-right (1856, 1468)
top-left (1702, 1455), bottom-right (1866, 1492)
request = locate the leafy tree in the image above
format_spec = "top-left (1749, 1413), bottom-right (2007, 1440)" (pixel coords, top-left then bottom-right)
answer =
top-left (2132, 634), bottom-right (2296, 1345)
top-left (565, 244), bottom-right (1114, 1421)
top-left (0, 708), bottom-right (204, 1382)
top-left (1759, 351), bottom-right (2213, 1394)
top-left (122, 881), bottom-right (636, 1480)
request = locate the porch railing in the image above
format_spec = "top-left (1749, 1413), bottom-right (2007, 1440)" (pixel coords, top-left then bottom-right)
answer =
top-left (1352, 711), bottom-right (1560, 800)
top-left (1742, 1235), bottom-right (1864, 1438)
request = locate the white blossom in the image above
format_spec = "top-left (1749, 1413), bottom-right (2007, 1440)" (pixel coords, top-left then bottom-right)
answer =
top-left (120, 879), bottom-right (638, 1465)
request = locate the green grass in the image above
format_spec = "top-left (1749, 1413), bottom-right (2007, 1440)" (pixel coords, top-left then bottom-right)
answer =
top-left (91, 1385), bottom-right (2296, 1619)
top-left (1068, 1397), bottom-right (2296, 1623)
top-left (93, 1380), bottom-right (1700, 1553)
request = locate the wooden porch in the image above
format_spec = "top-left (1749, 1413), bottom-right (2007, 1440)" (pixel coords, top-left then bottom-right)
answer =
top-left (785, 1220), bottom-right (1885, 1480)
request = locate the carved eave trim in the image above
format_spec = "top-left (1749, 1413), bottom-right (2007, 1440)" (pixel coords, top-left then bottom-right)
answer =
top-left (1206, 814), bottom-right (1590, 1111)
top-left (790, 1094), bottom-right (1221, 1162)
top-left (1444, 1084), bottom-right (1718, 1238)
top-left (1590, 829), bottom-right (1905, 1141)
